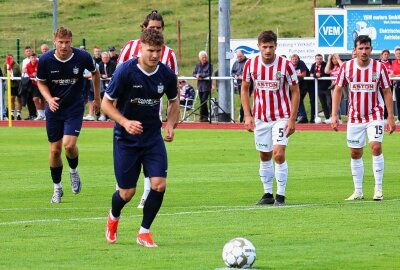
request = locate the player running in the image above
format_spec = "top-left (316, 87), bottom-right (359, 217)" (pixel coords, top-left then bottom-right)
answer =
top-left (37, 27), bottom-right (101, 203)
top-left (103, 28), bottom-right (179, 247)
top-left (241, 30), bottom-right (300, 206)
top-left (118, 10), bottom-right (178, 209)
top-left (331, 35), bottom-right (396, 201)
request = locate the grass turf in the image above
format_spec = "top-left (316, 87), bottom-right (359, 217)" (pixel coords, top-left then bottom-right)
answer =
top-left (0, 127), bottom-right (399, 269)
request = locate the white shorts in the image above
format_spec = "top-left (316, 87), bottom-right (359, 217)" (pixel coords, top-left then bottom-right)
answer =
top-left (347, 120), bottom-right (385, 148)
top-left (254, 119), bottom-right (289, 152)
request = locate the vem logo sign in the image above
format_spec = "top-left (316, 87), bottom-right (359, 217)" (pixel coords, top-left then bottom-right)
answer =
top-left (318, 15), bottom-right (344, 47)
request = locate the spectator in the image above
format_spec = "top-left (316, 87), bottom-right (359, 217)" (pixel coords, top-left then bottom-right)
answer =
top-left (98, 51), bottom-right (116, 121)
top-left (325, 53), bottom-right (343, 123)
top-left (3, 54), bottom-right (22, 120)
top-left (93, 45), bottom-right (102, 65)
top-left (25, 53), bottom-right (45, 120)
top-left (179, 79), bottom-right (195, 107)
top-left (380, 49), bottom-right (393, 120)
top-left (0, 66), bottom-right (6, 119)
top-left (291, 54), bottom-right (312, 123)
top-left (231, 50), bottom-right (251, 122)
top-left (310, 54), bottom-right (331, 123)
top-left (40, 43), bottom-right (50, 55)
top-left (193, 50), bottom-right (213, 122)
top-left (390, 46), bottom-right (400, 124)
top-left (108, 46), bottom-right (119, 66)
top-left (22, 46), bottom-right (37, 120)
top-left (79, 45), bottom-right (87, 51)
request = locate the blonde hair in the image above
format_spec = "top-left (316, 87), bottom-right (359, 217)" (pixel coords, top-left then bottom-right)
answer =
top-left (54, 27), bottom-right (72, 38)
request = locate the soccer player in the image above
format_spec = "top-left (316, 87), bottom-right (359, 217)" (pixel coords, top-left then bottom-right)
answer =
top-left (37, 27), bottom-right (101, 203)
top-left (241, 30), bottom-right (300, 207)
top-left (103, 28), bottom-right (179, 247)
top-left (331, 35), bottom-right (396, 201)
top-left (118, 10), bottom-right (178, 209)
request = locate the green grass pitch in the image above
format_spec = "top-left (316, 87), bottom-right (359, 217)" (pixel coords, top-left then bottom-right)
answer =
top-left (0, 127), bottom-right (399, 269)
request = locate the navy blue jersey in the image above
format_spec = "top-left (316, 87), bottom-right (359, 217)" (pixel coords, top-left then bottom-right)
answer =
top-left (105, 58), bottom-right (177, 142)
top-left (37, 48), bottom-right (96, 109)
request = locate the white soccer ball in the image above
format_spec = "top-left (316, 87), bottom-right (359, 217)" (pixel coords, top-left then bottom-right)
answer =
top-left (314, 116), bottom-right (322, 124)
top-left (222, 237), bottom-right (256, 269)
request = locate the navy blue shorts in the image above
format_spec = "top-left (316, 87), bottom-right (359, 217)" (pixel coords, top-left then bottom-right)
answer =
top-left (45, 104), bottom-right (84, 142)
top-left (113, 136), bottom-right (168, 189)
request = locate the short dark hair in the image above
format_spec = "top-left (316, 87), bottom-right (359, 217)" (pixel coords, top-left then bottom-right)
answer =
top-left (315, 53), bottom-right (323, 58)
top-left (381, 49), bottom-right (390, 55)
top-left (141, 10), bottom-right (164, 31)
top-left (140, 28), bottom-right (164, 47)
top-left (30, 53), bottom-right (37, 57)
top-left (354, 35), bottom-right (371, 48)
top-left (258, 30), bottom-right (277, 45)
top-left (54, 26), bottom-right (72, 38)
top-left (24, 46), bottom-right (31, 50)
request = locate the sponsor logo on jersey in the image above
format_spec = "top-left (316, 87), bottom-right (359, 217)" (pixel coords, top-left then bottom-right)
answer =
top-left (50, 70), bottom-right (60, 74)
top-left (130, 98), bottom-right (160, 106)
top-left (157, 83), bottom-right (164, 94)
top-left (256, 80), bottom-right (280, 91)
top-left (132, 85), bottom-right (143, 88)
top-left (73, 66), bottom-right (79, 75)
top-left (51, 78), bottom-right (78, 86)
top-left (349, 82), bottom-right (375, 92)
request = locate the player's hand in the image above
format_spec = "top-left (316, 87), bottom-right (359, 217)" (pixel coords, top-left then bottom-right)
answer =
top-left (244, 116), bottom-right (255, 132)
top-left (123, 120), bottom-right (143, 135)
top-left (386, 116), bottom-right (396, 134)
top-left (285, 118), bottom-right (296, 137)
top-left (330, 115), bottom-right (339, 131)
top-left (47, 97), bottom-right (60, 112)
top-left (164, 124), bottom-right (175, 142)
top-left (93, 98), bottom-right (101, 114)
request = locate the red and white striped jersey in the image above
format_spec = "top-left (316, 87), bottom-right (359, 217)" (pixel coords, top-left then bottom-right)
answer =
top-left (117, 39), bottom-right (178, 75)
top-left (335, 59), bottom-right (391, 124)
top-left (243, 55), bottom-right (298, 122)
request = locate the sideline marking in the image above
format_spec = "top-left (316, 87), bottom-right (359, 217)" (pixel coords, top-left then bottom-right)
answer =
top-left (0, 199), bottom-right (398, 226)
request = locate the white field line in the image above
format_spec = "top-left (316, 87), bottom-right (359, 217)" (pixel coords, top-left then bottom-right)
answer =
top-left (0, 199), bottom-right (399, 226)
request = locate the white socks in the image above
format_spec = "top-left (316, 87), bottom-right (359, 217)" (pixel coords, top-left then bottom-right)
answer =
top-left (351, 158), bottom-right (364, 193)
top-left (275, 161), bottom-right (288, 196)
top-left (259, 160), bottom-right (274, 194)
top-left (54, 183), bottom-right (62, 189)
top-left (139, 226), bottom-right (150, 234)
top-left (260, 160), bottom-right (288, 196)
top-left (372, 154), bottom-right (384, 190)
top-left (141, 177), bottom-right (151, 201)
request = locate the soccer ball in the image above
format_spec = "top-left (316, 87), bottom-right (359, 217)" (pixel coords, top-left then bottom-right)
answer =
top-left (222, 237), bottom-right (256, 268)
top-left (314, 116), bottom-right (322, 124)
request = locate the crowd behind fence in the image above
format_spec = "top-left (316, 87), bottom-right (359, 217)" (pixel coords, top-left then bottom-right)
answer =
top-left (1, 76), bottom-right (399, 122)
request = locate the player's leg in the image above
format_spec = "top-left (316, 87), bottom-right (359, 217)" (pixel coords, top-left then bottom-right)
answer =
top-left (137, 138), bottom-right (167, 247)
top-left (49, 139), bottom-right (64, 203)
top-left (106, 139), bottom-right (141, 244)
top-left (367, 121), bottom-right (385, 200)
top-left (346, 123), bottom-right (367, 200)
top-left (63, 108), bottom-right (85, 194)
top-left (254, 119), bottom-right (275, 205)
top-left (46, 115), bottom-right (65, 203)
top-left (271, 120), bottom-right (290, 206)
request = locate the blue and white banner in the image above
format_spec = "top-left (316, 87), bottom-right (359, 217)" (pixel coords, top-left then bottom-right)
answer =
top-left (315, 7), bottom-right (400, 54)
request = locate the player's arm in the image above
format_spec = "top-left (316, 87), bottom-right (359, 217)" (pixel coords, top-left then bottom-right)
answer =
top-left (241, 80), bottom-right (254, 132)
top-left (382, 87), bottom-right (396, 134)
top-left (101, 97), bottom-right (143, 135)
top-left (91, 69), bottom-right (101, 113)
top-left (164, 96), bottom-right (179, 142)
top-left (286, 83), bottom-right (300, 137)
top-left (37, 80), bottom-right (59, 112)
top-left (330, 85), bottom-right (343, 131)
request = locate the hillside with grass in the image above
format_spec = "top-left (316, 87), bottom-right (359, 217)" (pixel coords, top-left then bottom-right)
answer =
top-left (0, 0), bottom-right (335, 74)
